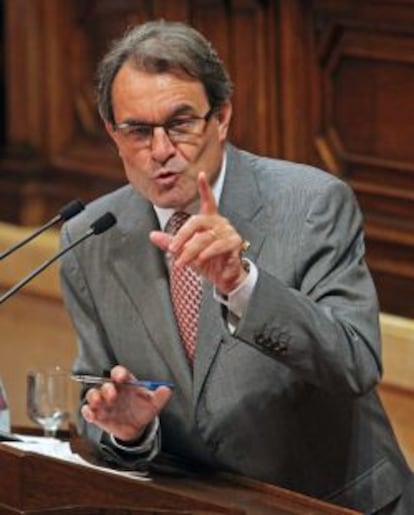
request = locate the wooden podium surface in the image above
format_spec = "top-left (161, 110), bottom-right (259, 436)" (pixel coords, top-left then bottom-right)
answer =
top-left (0, 441), bottom-right (361, 515)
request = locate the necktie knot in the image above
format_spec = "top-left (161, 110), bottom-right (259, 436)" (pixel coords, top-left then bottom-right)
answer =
top-left (165, 212), bottom-right (190, 235)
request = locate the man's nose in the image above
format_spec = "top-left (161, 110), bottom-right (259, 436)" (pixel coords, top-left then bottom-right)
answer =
top-left (151, 126), bottom-right (176, 162)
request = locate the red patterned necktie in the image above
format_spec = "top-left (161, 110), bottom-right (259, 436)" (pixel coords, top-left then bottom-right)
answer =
top-left (166, 212), bottom-right (202, 364)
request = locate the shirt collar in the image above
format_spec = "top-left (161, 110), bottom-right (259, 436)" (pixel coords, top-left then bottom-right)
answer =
top-left (154, 152), bottom-right (227, 231)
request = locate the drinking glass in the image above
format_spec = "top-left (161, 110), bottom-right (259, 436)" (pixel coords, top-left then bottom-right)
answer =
top-left (26, 366), bottom-right (69, 437)
top-left (0, 376), bottom-right (11, 432)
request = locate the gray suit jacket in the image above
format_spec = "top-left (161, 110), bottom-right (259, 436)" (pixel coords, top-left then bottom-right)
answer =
top-left (60, 144), bottom-right (412, 514)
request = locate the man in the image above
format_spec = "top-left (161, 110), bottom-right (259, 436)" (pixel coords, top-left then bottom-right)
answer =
top-left (60, 20), bottom-right (413, 514)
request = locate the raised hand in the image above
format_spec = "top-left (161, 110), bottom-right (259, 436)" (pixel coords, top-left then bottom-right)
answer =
top-left (150, 172), bottom-right (248, 294)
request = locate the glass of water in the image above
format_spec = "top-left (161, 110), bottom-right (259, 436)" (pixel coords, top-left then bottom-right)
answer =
top-left (26, 366), bottom-right (69, 438)
top-left (0, 376), bottom-right (11, 432)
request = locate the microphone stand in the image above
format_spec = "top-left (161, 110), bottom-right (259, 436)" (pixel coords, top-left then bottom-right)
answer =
top-left (0, 216), bottom-right (61, 260)
top-left (0, 211), bottom-right (116, 306)
top-left (0, 199), bottom-right (84, 261)
top-left (0, 231), bottom-right (92, 305)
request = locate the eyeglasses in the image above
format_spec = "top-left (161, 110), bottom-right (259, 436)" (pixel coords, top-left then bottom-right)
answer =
top-left (113, 107), bottom-right (214, 148)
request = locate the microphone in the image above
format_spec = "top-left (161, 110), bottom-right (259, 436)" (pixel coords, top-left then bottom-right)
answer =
top-left (0, 199), bottom-right (85, 260)
top-left (0, 212), bottom-right (116, 305)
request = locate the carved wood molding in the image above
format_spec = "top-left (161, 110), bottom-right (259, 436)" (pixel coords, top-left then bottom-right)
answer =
top-left (312, 2), bottom-right (414, 313)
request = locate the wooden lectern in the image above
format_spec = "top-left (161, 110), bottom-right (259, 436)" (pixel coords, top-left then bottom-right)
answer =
top-left (0, 442), bottom-right (361, 515)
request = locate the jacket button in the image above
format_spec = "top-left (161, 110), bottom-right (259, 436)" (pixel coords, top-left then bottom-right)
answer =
top-left (210, 439), bottom-right (220, 453)
top-left (254, 334), bottom-right (266, 346)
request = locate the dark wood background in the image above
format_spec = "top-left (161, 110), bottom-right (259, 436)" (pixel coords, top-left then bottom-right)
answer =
top-left (1, 0), bottom-right (414, 318)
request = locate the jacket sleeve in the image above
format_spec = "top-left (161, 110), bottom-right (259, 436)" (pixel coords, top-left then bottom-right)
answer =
top-left (235, 178), bottom-right (382, 396)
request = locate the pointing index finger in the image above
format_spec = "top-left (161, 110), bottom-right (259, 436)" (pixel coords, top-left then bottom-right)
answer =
top-left (198, 171), bottom-right (218, 215)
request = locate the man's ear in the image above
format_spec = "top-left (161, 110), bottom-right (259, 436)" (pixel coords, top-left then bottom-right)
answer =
top-left (104, 121), bottom-right (118, 144)
top-left (104, 120), bottom-right (125, 159)
top-left (216, 101), bottom-right (232, 141)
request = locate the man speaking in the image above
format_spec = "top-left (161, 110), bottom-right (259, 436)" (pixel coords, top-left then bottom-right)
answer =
top-left (60, 20), bottom-right (414, 514)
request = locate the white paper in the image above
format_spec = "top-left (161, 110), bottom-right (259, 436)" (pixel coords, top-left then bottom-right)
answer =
top-left (3, 434), bottom-right (151, 481)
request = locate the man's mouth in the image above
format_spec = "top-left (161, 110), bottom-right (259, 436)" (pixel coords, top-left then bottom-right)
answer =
top-left (153, 170), bottom-right (181, 186)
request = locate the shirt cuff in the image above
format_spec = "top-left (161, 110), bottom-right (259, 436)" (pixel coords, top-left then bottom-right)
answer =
top-left (214, 258), bottom-right (258, 319)
top-left (109, 416), bottom-right (160, 454)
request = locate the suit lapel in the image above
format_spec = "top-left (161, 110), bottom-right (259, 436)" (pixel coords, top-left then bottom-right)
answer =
top-left (220, 145), bottom-right (267, 260)
top-left (193, 145), bottom-right (267, 401)
top-left (108, 196), bottom-right (192, 389)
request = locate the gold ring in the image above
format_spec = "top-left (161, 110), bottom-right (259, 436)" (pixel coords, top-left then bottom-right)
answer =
top-left (240, 240), bottom-right (251, 254)
top-left (208, 229), bottom-right (217, 239)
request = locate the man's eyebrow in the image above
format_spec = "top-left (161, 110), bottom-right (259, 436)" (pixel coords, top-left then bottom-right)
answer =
top-left (120, 105), bottom-right (197, 126)
top-left (169, 105), bottom-right (197, 117)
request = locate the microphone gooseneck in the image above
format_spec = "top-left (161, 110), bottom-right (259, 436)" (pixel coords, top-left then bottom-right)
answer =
top-left (0, 212), bottom-right (117, 305)
top-left (0, 199), bottom-right (85, 260)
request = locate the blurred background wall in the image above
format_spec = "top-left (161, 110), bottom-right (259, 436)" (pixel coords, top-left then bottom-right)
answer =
top-left (0, 0), bottom-right (413, 464)
top-left (2, 0), bottom-right (414, 315)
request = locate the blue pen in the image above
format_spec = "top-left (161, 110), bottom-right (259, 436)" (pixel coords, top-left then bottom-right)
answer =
top-left (71, 374), bottom-right (174, 390)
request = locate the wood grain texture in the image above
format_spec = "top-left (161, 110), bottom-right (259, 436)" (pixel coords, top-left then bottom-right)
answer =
top-left (0, 444), bottom-right (361, 514)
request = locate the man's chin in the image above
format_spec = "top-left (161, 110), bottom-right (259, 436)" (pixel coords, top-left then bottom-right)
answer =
top-left (151, 191), bottom-right (198, 211)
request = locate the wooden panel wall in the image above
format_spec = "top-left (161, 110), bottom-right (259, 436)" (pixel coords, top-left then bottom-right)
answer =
top-left (1, 0), bottom-right (414, 317)
top-left (310, 0), bottom-right (414, 317)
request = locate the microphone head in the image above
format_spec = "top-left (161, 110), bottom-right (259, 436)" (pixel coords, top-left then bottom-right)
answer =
top-left (59, 199), bottom-right (85, 221)
top-left (90, 212), bottom-right (117, 235)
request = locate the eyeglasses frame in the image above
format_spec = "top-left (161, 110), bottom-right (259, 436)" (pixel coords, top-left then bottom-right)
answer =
top-left (112, 107), bottom-right (215, 147)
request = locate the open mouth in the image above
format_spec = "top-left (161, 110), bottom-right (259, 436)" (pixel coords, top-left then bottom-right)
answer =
top-left (154, 170), bottom-right (180, 186)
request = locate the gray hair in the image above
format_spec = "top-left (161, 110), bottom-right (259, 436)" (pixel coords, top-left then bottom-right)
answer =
top-left (96, 20), bottom-right (233, 125)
